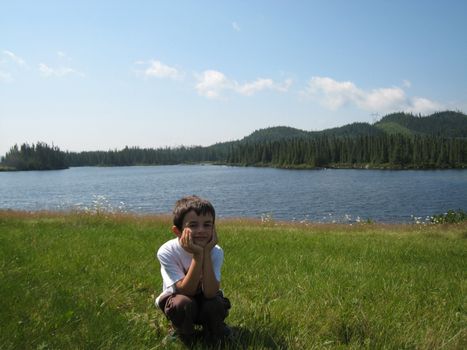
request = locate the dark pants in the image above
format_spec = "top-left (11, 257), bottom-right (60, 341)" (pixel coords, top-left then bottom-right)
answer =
top-left (158, 291), bottom-right (231, 337)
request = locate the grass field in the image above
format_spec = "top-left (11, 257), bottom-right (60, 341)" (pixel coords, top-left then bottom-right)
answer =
top-left (0, 211), bottom-right (466, 349)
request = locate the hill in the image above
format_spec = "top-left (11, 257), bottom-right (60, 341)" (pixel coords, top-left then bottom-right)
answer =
top-left (240, 111), bottom-right (467, 143)
top-left (374, 111), bottom-right (467, 137)
top-left (3, 111), bottom-right (466, 170)
top-left (218, 111), bottom-right (467, 169)
top-left (240, 126), bottom-right (311, 143)
top-left (320, 122), bottom-right (385, 137)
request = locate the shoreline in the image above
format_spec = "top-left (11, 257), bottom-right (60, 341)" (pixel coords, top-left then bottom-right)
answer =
top-left (2, 162), bottom-right (466, 171)
top-left (1, 209), bottom-right (464, 227)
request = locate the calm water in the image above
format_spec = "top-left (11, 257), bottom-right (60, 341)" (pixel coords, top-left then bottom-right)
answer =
top-left (0, 165), bottom-right (466, 223)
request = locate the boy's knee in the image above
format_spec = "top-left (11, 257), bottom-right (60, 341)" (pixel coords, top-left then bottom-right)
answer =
top-left (200, 296), bottom-right (229, 319)
top-left (165, 294), bottom-right (198, 325)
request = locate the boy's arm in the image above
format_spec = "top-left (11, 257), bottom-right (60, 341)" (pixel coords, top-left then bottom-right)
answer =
top-left (201, 229), bottom-right (221, 298)
top-left (175, 229), bottom-right (204, 296)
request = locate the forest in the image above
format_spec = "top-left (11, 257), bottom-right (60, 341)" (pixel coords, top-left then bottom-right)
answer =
top-left (225, 134), bottom-right (466, 169)
top-left (2, 111), bottom-right (466, 170)
top-left (0, 142), bottom-right (68, 171)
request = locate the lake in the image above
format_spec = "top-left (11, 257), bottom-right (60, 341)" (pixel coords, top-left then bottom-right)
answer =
top-left (0, 165), bottom-right (466, 223)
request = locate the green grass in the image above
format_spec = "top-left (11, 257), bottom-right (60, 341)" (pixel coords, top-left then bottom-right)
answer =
top-left (374, 121), bottom-right (414, 136)
top-left (1, 211), bottom-right (466, 349)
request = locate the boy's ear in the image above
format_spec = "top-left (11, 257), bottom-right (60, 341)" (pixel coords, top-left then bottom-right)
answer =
top-left (171, 225), bottom-right (182, 237)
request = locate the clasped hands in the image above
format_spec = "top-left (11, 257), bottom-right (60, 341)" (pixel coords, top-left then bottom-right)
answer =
top-left (179, 227), bottom-right (218, 257)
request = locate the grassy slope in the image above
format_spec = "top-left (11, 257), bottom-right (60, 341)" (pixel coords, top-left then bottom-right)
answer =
top-left (374, 122), bottom-right (414, 136)
top-left (0, 212), bottom-right (466, 349)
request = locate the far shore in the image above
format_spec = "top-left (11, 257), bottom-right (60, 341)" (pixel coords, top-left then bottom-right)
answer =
top-left (1, 161), bottom-right (466, 172)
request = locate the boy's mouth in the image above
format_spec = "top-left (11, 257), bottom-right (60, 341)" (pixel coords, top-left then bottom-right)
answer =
top-left (193, 235), bottom-right (210, 242)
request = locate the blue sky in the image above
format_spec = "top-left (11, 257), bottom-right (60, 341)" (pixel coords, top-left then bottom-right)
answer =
top-left (1, 0), bottom-right (466, 156)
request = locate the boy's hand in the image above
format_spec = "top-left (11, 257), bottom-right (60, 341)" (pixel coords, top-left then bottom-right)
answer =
top-left (180, 228), bottom-right (204, 256)
top-left (204, 226), bottom-right (218, 252)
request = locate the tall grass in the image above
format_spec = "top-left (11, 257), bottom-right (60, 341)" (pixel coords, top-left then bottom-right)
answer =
top-left (0, 211), bottom-right (465, 349)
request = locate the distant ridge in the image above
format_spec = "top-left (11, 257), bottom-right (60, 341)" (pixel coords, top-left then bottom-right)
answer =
top-left (374, 111), bottom-right (467, 137)
top-left (238, 111), bottom-right (467, 143)
top-left (2, 111), bottom-right (466, 170)
top-left (241, 126), bottom-right (311, 143)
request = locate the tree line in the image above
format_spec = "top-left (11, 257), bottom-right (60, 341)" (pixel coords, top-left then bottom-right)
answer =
top-left (64, 145), bottom-right (223, 167)
top-left (2, 134), bottom-right (465, 170)
top-left (1, 142), bottom-right (68, 170)
top-left (225, 134), bottom-right (467, 168)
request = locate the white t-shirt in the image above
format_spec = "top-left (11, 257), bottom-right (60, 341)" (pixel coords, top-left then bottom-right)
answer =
top-left (155, 238), bottom-right (224, 305)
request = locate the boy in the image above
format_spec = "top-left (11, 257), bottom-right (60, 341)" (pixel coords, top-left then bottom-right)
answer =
top-left (155, 195), bottom-right (231, 345)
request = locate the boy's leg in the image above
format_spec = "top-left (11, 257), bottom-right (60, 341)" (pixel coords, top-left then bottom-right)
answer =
top-left (197, 291), bottom-right (231, 338)
top-left (162, 294), bottom-right (199, 336)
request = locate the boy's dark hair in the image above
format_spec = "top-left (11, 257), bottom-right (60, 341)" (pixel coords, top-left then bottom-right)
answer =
top-left (173, 195), bottom-right (216, 230)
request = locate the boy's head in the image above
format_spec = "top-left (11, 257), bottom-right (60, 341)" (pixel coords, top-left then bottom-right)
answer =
top-left (172, 195), bottom-right (216, 246)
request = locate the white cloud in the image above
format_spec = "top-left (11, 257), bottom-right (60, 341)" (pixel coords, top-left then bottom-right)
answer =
top-left (195, 70), bottom-right (231, 98)
top-left (142, 60), bottom-right (182, 80)
top-left (406, 97), bottom-right (443, 114)
top-left (2, 50), bottom-right (26, 66)
top-left (304, 77), bottom-right (360, 109)
top-left (232, 21), bottom-right (241, 32)
top-left (38, 63), bottom-right (82, 78)
top-left (403, 79), bottom-right (411, 88)
top-left (195, 70), bottom-right (292, 99)
top-left (235, 78), bottom-right (293, 96)
top-left (359, 87), bottom-right (406, 111)
top-left (236, 78), bottom-right (275, 96)
top-left (303, 76), bottom-right (442, 114)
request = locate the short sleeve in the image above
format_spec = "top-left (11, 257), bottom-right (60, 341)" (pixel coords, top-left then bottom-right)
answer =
top-left (157, 246), bottom-right (185, 289)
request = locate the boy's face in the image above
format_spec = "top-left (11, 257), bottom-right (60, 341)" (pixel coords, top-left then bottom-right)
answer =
top-left (175, 210), bottom-right (214, 247)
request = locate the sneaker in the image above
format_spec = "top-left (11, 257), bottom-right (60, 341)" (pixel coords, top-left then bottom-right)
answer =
top-left (162, 328), bottom-right (195, 347)
top-left (204, 324), bottom-right (234, 345)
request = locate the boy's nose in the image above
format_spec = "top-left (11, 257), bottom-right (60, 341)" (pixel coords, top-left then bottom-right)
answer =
top-left (191, 227), bottom-right (203, 234)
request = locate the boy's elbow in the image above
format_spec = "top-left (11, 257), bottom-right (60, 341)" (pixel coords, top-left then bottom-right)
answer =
top-left (175, 282), bottom-right (197, 297)
top-left (181, 290), bottom-right (197, 297)
top-left (176, 287), bottom-right (192, 296)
